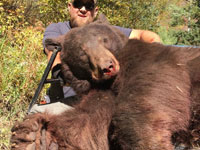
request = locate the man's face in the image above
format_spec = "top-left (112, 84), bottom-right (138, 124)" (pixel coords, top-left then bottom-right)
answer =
top-left (68, 0), bottom-right (98, 28)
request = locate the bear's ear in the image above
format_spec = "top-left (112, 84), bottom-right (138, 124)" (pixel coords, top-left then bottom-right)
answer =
top-left (45, 38), bottom-right (61, 51)
top-left (95, 13), bottom-right (110, 24)
top-left (45, 35), bottom-right (65, 51)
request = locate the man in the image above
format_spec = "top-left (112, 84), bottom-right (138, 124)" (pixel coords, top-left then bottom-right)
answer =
top-left (29, 0), bottom-right (161, 114)
top-left (44, 0), bottom-right (160, 69)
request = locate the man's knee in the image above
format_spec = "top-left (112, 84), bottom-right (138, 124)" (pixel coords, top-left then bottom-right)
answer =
top-left (28, 102), bottom-right (73, 115)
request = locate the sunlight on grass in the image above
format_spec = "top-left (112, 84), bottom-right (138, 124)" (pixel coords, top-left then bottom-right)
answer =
top-left (0, 27), bottom-right (48, 149)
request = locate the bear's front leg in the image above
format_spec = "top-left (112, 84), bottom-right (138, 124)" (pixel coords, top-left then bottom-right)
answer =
top-left (61, 62), bottom-right (91, 94)
top-left (11, 113), bottom-right (58, 150)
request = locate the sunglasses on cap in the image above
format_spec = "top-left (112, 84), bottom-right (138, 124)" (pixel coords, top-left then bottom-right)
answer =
top-left (72, 0), bottom-right (95, 11)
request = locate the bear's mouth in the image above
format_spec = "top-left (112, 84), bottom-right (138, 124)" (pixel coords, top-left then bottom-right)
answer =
top-left (91, 58), bottom-right (120, 81)
top-left (82, 42), bottom-right (120, 81)
top-left (102, 62), bottom-right (117, 75)
top-left (103, 65), bottom-right (114, 75)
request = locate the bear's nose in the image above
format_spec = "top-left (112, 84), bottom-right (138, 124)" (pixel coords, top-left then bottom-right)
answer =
top-left (101, 61), bottom-right (115, 75)
top-left (102, 64), bottom-right (113, 74)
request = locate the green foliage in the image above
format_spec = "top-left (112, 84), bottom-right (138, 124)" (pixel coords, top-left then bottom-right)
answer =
top-left (158, 1), bottom-right (200, 45)
top-left (0, 27), bottom-right (47, 149)
top-left (1, 28), bottom-right (45, 106)
top-left (98, 0), bottom-right (169, 31)
top-left (127, 0), bottom-right (168, 30)
top-left (38, 0), bottom-right (70, 25)
top-left (98, 0), bottom-right (131, 27)
top-left (157, 26), bottom-right (178, 45)
top-left (0, 0), bottom-right (174, 33)
top-left (172, 2), bottom-right (200, 45)
top-left (0, 0), bottom-right (69, 34)
top-left (0, 0), bottom-right (38, 33)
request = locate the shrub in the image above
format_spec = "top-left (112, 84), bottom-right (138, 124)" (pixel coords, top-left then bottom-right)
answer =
top-left (0, 27), bottom-right (47, 149)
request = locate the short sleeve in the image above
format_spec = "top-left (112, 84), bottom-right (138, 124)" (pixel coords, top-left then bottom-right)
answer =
top-left (42, 22), bottom-right (71, 50)
top-left (113, 26), bottom-right (132, 37)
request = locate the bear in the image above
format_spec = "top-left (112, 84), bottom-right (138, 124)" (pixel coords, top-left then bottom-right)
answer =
top-left (11, 15), bottom-right (128, 150)
top-left (44, 14), bottom-right (128, 95)
top-left (108, 40), bottom-right (200, 150)
top-left (11, 16), bottom-right (200, 149)
top-left (11, 89), bottom-right (115, 150)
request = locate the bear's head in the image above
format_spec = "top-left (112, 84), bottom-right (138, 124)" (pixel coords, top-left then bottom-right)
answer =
top-left (45, 15), bottom-right (128, 92)
top-left (61, 23), bottom-right (128, 82)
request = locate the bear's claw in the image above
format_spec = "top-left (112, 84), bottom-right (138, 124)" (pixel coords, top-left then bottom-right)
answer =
top-left (10, 114), bottom-right (58, 150)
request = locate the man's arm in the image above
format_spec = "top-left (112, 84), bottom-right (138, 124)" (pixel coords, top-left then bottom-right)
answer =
top-left (45, 48), bottom-right (61, 69)
top-left (43, 22), bottom-right (70, 69)
top-left (129, 29), bottom-right (161, 43)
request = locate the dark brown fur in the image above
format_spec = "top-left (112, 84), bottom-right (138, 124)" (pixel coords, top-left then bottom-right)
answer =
top-left (110, 40), bottom-right (200, 150)
top-left (11, 20), bottom-right (200, 149)
top-left (172, 55), bottom-right (200, 148)
top-left (48, 90), bottom-right (114, 150)
top-left (11, 15), bottom-right (127, 150)
top-left (11, 90), bottom-right (115, 150)
top-left (45, 14), bottom-right (128, 95)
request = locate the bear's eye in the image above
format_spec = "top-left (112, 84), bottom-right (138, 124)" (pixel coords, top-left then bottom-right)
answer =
top-left (79, 50), bottom-right (85, 56)
top-left (103, 38), bottom-right (108, 43)
top-left (79, 50), bottom-right (89, 62)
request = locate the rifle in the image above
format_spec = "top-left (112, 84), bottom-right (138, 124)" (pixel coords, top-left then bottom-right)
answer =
top-left (27, 46), bottom-right (62, 113)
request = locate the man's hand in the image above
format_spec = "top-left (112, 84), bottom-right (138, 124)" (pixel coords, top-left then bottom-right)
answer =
top-left (45, 48), bottom-right (62, 69)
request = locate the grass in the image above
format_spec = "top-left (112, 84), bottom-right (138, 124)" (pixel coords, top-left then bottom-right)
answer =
top-left (0, 26), bottom-right (48, 149)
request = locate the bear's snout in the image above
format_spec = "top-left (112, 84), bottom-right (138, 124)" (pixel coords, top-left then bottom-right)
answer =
top-left (101, 60), bottom-right (118, 76)
top-left (90, 53), bottom-right (120, 81)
